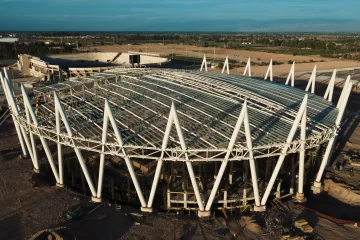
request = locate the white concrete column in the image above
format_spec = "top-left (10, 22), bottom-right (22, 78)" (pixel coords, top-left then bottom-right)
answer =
top-left (336, 75), bottom-right (350, 109)
top-left (200, 55), bottom-right (208, 72)
top-left (276, 181), bottom-right (281, 199)
top-left (0, 72), bottom-right (27, 157)
top-left (168, 102), bottom-right (205, 213)
top-left (102, 98), bottom-right (147, 207)
top-left (0, 73), bottom-right (26, 156)
top-left (285, 62), bottom-right (295, 87)
top-left (221, 56), bottom-right (230, 74)
top-left (261, 94), bottom-right (308, 206)
top-left (147, 104), bottom-right (174, 209)
top-left (305, 65), bottom-right (317, 93)
top-left (243, 57), bottom-right (251, 77)
top-left (244, 109), bottom-right (261, 209)
top-left (184, 192), bottom-right (187, 209)
top-left (56, 109), bottom-right (64, 186)
top-left (95, 102), bottom-right (111, 201)
top-left (264, 59), bottom-right (273, 81)
top-left (296, 106), bottom-right (307, 202)
top-left (22, 85), bottom-right (63, 180)
top-left (54, 91), bottom-right (96, 197)
top-left (324, 69), bottom-right (336, 102)
top-left (205, 101), bottom-right (247, 211)
top-left (313, 82), bottom-right (352, 192)
top-left (312, 81), bottom-right (353, 193)
top-left (23, 102), bottom-right (40, 172)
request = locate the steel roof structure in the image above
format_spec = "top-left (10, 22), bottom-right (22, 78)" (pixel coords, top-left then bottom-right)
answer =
top-left (27, 68), bottom-right (338, 161)
top-left (0, 63), bottom-right (353, 216)
top-left (31, 69), bottom-right (338, 157)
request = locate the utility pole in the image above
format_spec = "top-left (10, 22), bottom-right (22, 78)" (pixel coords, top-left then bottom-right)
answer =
top-left (213, 47), bottom-right (216, 63)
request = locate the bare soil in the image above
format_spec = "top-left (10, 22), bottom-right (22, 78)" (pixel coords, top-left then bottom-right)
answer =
top-left (91, 43), bottom-right (360, 77)
top-left (0, 153), bottom-right (80, 239)
top-left (0, 119), bottom-right (80, 239)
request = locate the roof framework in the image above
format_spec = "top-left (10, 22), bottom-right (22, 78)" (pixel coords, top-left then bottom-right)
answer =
top-left (1, 64), bottom-right (352, 213)
top-left (16, 68), bottom-right (338, 161)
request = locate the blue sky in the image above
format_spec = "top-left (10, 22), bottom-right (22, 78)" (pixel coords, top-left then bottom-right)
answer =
top-left (1, 0), bottom-right (360, 31)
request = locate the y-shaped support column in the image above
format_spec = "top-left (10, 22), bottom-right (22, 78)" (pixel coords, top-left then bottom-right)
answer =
top-left (200, 55), bottom-right (208, 72)
top-left (324, 69), bottom-right (336, 102)
top-left (205, 100), bottom-right (261, 214)
top-left (0, 71), bottom-right (27, 157)
top-left (285, 62), bottom-right (295, 87)
top-left (22, 85), bottom-right (60, 182)
top-left (221, 56), bottom-right (230, 74)
top-left (261, 95), bottom-right (308, 208)
top-left (96, 98), bottom-right (147, 206)
top-left (243, 57), bottom-right (251, 77)
top-left (305, 65), bottom-right (317, 93)
top-left (312, 80), bottom-right (353, 194)
top-left (264, 59), bottom-right (273, 81)
top-left (1, 72), bottom-right (38, 171)
top-left (54, 91), bottom-right (97, 197)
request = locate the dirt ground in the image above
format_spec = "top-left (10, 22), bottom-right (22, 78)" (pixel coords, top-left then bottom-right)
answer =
top-left (0, 152), bottom-right (81, 239)
top-left (91, 43), bottom-right (360, 77)
top-left (0, 119), bottom-right (81, 240)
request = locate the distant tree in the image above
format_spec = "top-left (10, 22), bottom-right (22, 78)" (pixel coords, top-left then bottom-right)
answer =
top-left (327, 42), bottom-right (337, 50)
top-left (271, 39), bottom-right (282, 46)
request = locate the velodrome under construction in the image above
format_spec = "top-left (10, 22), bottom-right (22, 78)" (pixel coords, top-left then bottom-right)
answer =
top-left (0, 53), bottom-right (353, 219)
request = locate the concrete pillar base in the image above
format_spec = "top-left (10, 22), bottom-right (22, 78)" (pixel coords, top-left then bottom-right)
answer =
top-left (33, 168), bottom-right (40, 173)
top-left (197, 210), bottom-right (211, 218)
top-left (141, 207), bottom-right (153, 213)
top-left (56, 183), bottom-right (64, 188)
top-left (253, 205), bottom-right (266, 212)
top-left (294, 192), bottom-right (307, 203)
top-left (91, 196), bottom-right (102, 203)
top-left (311, 181), bottom-right (323, 194)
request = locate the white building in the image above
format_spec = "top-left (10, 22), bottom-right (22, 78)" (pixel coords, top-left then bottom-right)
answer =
top-left (0, 37), bottom-right (19, 43)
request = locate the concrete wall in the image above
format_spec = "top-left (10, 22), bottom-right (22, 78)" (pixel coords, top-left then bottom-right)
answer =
top-left (47, 52), bottom-right (168, 67)
top-left (114, 53), bottom-right (168, 66)
top-left (18, 55), bottom-right (31, 75)
top-left (48, 52), bottom-right (119, 62)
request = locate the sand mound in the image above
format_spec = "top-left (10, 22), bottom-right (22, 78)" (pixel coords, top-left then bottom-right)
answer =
top-left (324, 179), bottom-right (360, 206)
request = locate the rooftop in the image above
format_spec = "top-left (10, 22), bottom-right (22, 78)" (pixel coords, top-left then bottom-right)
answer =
top-left (27, 68), bottom-right (338, 160)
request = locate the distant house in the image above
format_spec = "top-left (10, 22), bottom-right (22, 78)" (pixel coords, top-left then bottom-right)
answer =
top-left (0, 37), bottom-right (19, 43)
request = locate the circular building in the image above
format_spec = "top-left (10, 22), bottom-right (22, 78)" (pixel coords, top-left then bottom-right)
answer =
top-left (0, 67), bottom-right (352, 217)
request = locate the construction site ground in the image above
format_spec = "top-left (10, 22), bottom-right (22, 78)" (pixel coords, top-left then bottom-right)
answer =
top-left (91, 43), bottom-right (360, 77)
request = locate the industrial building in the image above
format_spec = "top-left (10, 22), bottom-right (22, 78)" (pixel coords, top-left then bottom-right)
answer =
top-left (0, 56), bottom-right (352, 217)
top-left (0, 37), bottom-right (19, 43)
